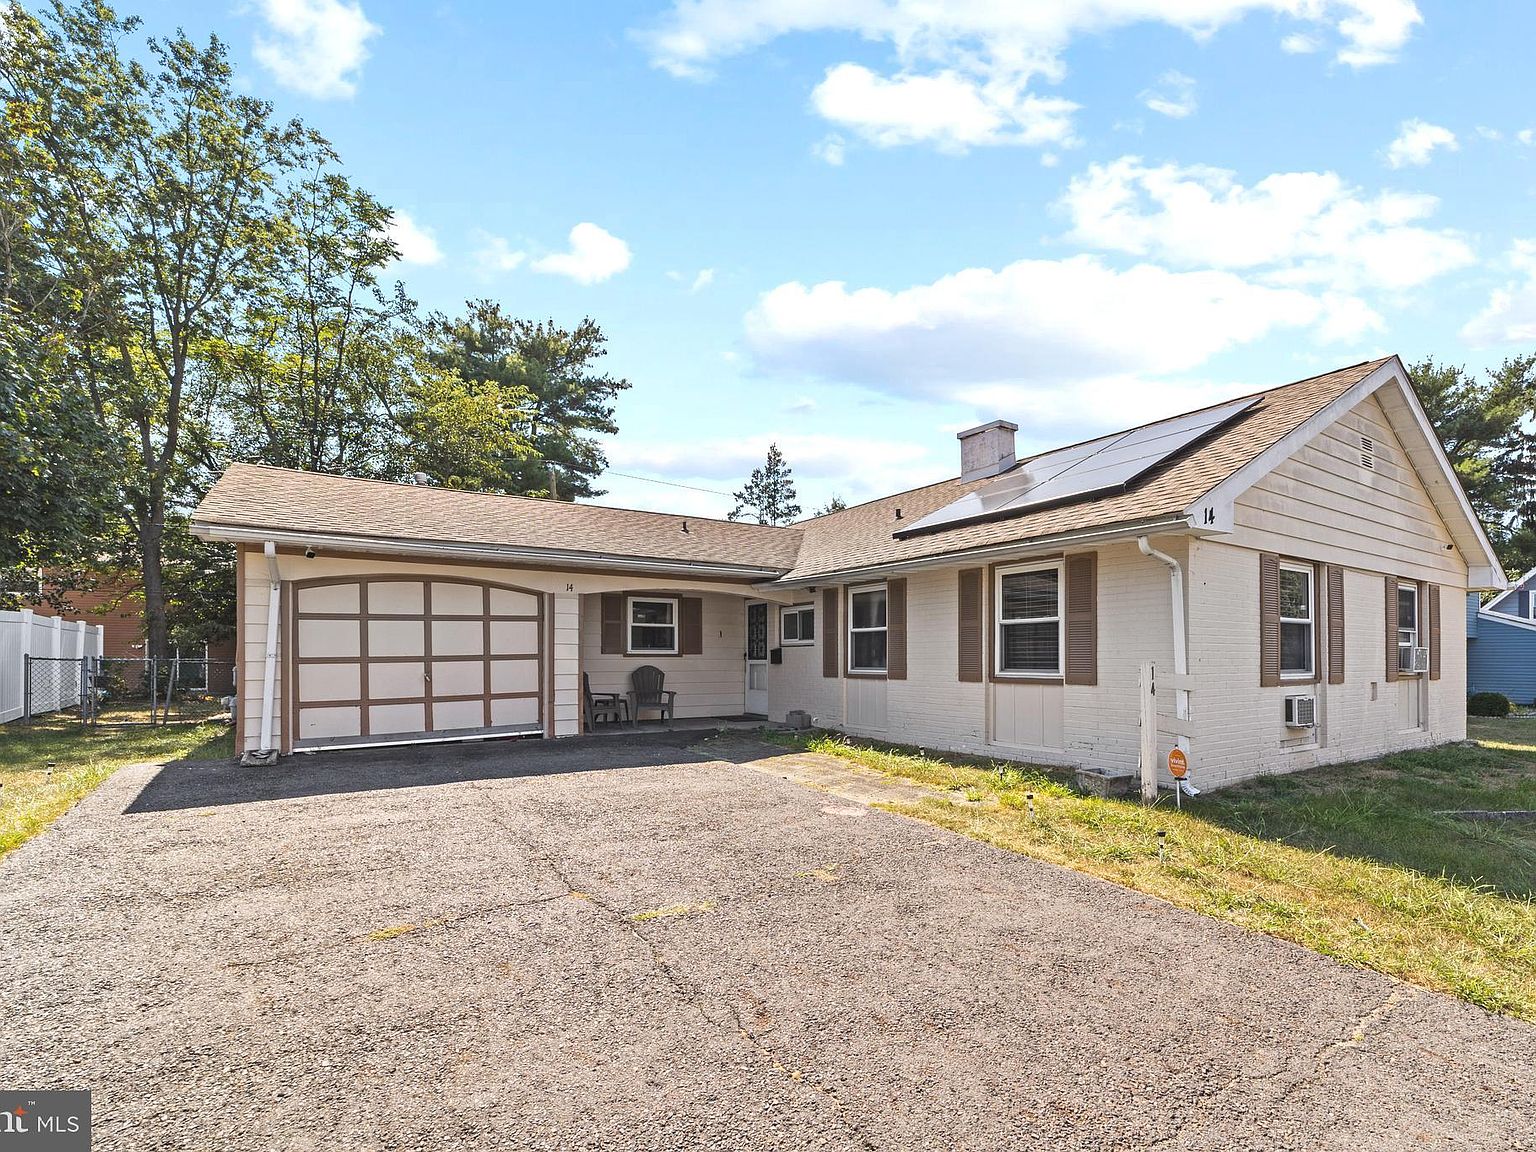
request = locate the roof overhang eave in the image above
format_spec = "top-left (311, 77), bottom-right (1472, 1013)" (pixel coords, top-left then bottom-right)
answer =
top-left (764, 513), bottom-right (1192, 589)
top-left (190, 522), bottom-right (793, 581)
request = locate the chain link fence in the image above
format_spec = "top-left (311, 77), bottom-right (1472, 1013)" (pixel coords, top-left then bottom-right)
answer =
top-left (19, 654), bottom-right (236, 727)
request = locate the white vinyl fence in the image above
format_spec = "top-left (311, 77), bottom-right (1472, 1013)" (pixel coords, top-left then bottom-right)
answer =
top-left (0, 609), bottom-right (106, 723)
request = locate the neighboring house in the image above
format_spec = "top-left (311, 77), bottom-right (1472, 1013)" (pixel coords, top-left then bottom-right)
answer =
top-left (192, 355), bottom-right (1504, 790)
top-left (1467, 569), bottom-right (1536, 705)
top-left (25, 571), bottom-right (146, 662)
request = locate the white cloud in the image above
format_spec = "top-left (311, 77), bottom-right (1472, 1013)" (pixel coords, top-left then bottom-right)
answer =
top-left (743, 256), bottom-right (1372, 423)
top-left (812, 134), bottom-right (846, 166)
top-left (1060, 157), bottom-right (1474, 292)
top-left (1385, 119), bottom-right (1458, 168)
top-left (689, 268), bottom-right (715, 293)
top-left (473, 233), bottom-right (526, 274)
top-left (382, 211), bottom-right (441, 265)
top-left (640, 2), bottom-right (1420, 152)
top-left (1462, 240), bottom-right (1536, 348)
top-left (811, 63), bottom-right (1078, 152)
top-left (1519, 129), bottom-right (1535, 146)
top-left (252, 0), bottom-right (379, 99)
top-left (786, 396), bottom-right (818, 414)
top-left (1139, 70), bottom-right (1197, 119)
top-left (530, 223), bottom-right (632, 285)
top-left (1281, 32), bottom-right (1320, 53)
top-left (1475, 125), bottom-right (1503, 141)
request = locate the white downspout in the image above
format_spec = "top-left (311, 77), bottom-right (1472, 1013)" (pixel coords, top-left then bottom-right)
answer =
top-left (1137, 537), bottom-right (1198, 796)
top-left (249, 542), bottom-right (282, 764)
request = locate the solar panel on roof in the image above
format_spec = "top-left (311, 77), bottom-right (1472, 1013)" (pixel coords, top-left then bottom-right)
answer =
top-left (898, 396), bottom-right (1258, 538)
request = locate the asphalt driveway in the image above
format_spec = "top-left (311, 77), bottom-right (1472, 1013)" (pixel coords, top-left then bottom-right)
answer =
top-left (1, 734), bottom-right (1532, 1151)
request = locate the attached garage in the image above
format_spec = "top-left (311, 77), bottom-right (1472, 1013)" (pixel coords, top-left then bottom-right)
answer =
top-left (288, 576), bottom-right (545, 750)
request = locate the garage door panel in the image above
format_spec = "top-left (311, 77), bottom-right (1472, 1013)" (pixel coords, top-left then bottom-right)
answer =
top-left (300, 618), bottom-right (360, 659)
top-left (491, 620), bottom-right (540, 655)
top-left (292, 579), bottom-right (543, 749)
top-left (432, 698), bottom-right (485, 730)
top-left (432, 618), bottom-right (484, 657)
top-left (490, 587), bottom-right (539, 616)
top-left (300, 705), bottom-right (361, 740)
top-left (432, 582), bottom-right (484, 615)
top-left (367, 581), bottom-right (424, 615)
top-left (491, 659), bottom-right (539, 694)
top-left (369, 703), bottom-right (426, 735)
top-left (370, 661), bottom-right (425, 699)
top-left (430, 661), bottom-right (484, 697)
top-left (299, 663), bottom-right (360, 703)
top-left (491, 696), bottom-right (539, 727)
top-left (297, 583), bottom-right (360, 614)
top-left (369, 618), bottom-right (425, 658)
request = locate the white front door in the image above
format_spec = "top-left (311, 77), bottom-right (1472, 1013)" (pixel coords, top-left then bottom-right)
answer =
top-left (744, 601), bottom-right (769, 716)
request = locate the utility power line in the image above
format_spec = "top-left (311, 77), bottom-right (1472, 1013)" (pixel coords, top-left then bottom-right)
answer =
top-left (605, 470), bottom-right (735, 498)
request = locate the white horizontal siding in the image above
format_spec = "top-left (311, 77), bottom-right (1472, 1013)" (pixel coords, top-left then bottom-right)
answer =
top-left (581, 592), bottom-right (746, 718)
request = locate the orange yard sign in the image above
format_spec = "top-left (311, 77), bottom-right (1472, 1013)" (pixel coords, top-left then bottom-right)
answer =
top-left (1167, 748), bottom-right (1189, 779)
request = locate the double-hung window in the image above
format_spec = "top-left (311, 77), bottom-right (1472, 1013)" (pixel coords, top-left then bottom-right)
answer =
top-left (1279, 563), bottom-right (1315, 679)
top-left (995, 561), bottom-right (1063, 676)
top-left (781, 604), bottom-right (815, 645)
top-left (628, 597), bottom-right (678, 655)
top-left (848, 585), bottom-right (887, 673)
top-left (1398, 583), bottom-right (1419, 673)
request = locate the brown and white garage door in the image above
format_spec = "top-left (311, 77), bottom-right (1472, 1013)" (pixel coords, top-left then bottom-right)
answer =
top-left (289, 576), bottom-right (544, 749)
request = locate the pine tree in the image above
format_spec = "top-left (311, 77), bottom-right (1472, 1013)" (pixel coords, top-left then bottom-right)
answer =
top-left (729, 444), bottom-right (801, 525)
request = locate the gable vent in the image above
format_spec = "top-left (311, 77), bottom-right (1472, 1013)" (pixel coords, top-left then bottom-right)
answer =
top-left (1359, 434), bottom-right (1375, 471)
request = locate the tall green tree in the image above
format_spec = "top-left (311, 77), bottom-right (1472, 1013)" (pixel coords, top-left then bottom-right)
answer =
top-left (1409, 355), bottom-right (1535, 574)
top-left (2, 0), bottom-right (310, 656)
top-left (0, 4), bottom-right (119, 592)
top-left (730, 443), bottom-right (801, 525)
top-left (426, 302), bottom-right (629, 499)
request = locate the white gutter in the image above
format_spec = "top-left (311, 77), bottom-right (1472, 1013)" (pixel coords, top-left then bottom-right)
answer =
top-left (251, 542), bottom-right (281, 764)
top-left (190, 524), bottom-right (788, 581)
top-left (771, 515), bottom-right (1191, 589)
top-left (1137, 537), bottom-right (1196, 797)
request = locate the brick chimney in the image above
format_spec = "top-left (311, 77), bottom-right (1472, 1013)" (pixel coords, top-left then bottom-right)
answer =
top-left (956, 419), bottom-right (1017, 483)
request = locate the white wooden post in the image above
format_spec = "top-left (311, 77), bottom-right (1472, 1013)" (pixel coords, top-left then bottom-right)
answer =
top-left (1139, 660), bottom-right (1158, 803)
top-left (17, 609), bottom-right (33, 721)
top-left (50, 613), bottom-right (62, 659)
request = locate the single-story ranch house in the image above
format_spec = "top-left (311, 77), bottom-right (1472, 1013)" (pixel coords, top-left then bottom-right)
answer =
top-left (192, 355), bottom-right (1505, 791)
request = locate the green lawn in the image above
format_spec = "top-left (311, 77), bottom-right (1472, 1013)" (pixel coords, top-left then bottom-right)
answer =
top-left (768, 721), bottom-right (1536, 1022)
top-left (0, 717), bottom-right (232, 858)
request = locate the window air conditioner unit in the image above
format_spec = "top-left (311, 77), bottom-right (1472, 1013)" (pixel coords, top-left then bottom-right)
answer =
top-left (1284, 694), bottom-right (1316, 729)
top-left (1397, 646), bottom-right (1430, 674)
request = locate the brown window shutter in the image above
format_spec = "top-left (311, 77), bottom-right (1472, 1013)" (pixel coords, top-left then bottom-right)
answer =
top-left (821, 587), bottom-right (839, 678)
top-left (679, 597), bottom-right (703, 655)
top-left (887, 578), bottom-right (907, 681)
top-left (1384, 575), bottom-right (1399, 683)
top-left (1326, 564), bottom-right (1345, 685)
top-left (1259, 552), bottom-right (1281, 687)
top-left (601, 592), bottom-right (624, 655)
top-left (1428, 583), bottom-right (1441, 680)
top-left (957, 568), bottom-right (984, 683)
top-left (1064, 553), bottom-right (1097, 686)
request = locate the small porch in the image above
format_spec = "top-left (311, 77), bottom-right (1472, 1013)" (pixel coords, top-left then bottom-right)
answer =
top-left (577, 587), bottom-right (787, 733)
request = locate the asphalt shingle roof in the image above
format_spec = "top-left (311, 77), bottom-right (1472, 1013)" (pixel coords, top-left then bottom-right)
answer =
top-left (192, 358), bottom-right (1390, 582)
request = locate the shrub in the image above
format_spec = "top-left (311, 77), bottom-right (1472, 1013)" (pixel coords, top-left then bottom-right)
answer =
top-left (1467, 692), bottom-right (1512, 718)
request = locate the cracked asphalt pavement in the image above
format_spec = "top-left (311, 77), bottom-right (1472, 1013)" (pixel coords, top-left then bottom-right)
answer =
top-left (1, 734), bottom-right (1532, 1150)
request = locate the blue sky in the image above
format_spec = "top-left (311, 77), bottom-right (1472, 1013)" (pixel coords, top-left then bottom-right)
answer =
top-left (144, 0), bottom-right (1536, 517)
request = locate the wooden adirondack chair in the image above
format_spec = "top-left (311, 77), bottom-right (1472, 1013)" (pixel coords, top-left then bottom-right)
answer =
top-left (627, 665), bottom-right (676, 728)
top-left (583, 673), bottom-right (628, 730)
